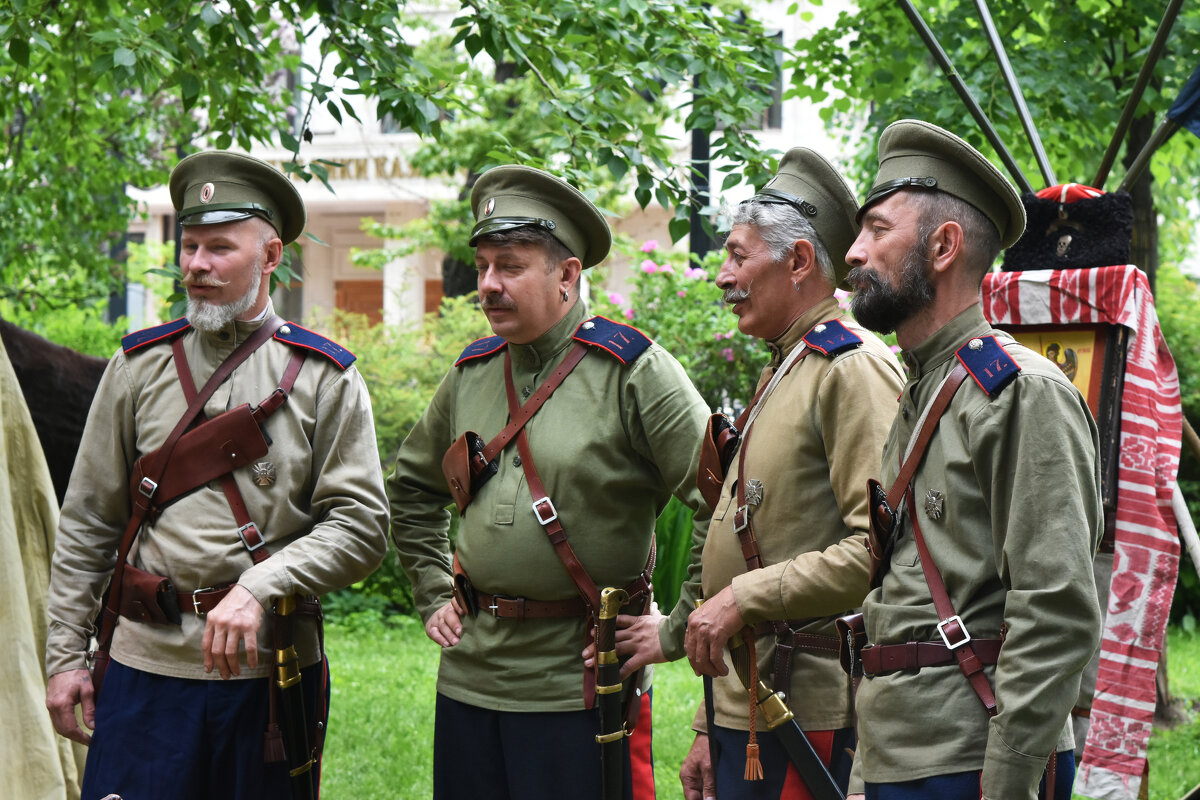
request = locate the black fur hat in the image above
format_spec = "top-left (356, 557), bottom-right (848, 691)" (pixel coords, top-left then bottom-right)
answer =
top-left (1001, 186), bottom-right (1132, 272)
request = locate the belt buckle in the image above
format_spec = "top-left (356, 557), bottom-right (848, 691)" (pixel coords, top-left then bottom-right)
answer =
top-left (937, 615), bottom-right (971, 650)
top-left (488, 594), bottom-right (522, 619)
top-left (531, 497), bottom-right (558, 525)
top-left (138, 477), bottom-right (158, 499)
top-left (237, 522), bottom-right (266, 552)
top-left (192, 586), bottom-right (217, 616)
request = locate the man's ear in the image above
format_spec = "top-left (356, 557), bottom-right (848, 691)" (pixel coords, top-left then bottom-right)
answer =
top-left (558, 257), bottom-right (583, 295)
top-left (927, 221), bottom-right (963, 275)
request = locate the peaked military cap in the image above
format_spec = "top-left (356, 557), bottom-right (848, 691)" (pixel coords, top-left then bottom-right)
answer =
top-left (859, 120), bottom-right (1026, 249)
top-left (169, 151), bottom-right (306, 245)
top-left (469, 165), bottom-right (612, 268)
top-left (750, 147), bottom-right (859, 288)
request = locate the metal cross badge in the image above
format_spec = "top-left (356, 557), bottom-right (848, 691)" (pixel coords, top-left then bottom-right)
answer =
top-left (745, 479), bottom-right (764, 508)
top-left (924, 489), bottom-right (944, 520)
top-left (251, 462), bottom-right (277, 487)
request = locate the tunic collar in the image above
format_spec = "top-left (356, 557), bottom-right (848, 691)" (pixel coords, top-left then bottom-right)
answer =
top-left (765, 295), bottom-right (843, 367)
top-left (509, 300), bottom-right (587, 372)
top-left (900, 304), bottom-right (991, 380)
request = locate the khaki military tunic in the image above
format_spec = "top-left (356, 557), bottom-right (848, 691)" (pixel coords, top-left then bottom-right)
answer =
top-left (702, 297), bottom-right (905, 731)
top-left (46, 306), bottom-right (390, 680)
top-left (853, 305), bottom-right (1102, 799)
top-left (387, 301), bottom-right (711, 711)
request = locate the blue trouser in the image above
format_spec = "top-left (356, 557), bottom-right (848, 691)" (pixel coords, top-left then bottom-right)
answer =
top-left (81, 658), bottom-right (324, 800)
top-left (432, 691), bottom-right (653, 800)
top-left (864, 749), bottom-right (1075, 799)
top-left (710, 724), bottom-right (855, 800)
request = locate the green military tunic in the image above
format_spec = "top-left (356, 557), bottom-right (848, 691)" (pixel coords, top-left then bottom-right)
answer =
top-left (388, 300), bottom-right (711, 711)
top-left (46, 305), bottom-right (390, 680)
top-left (702, 297), bottom-right (905, 731)
top-left (853, 305), bottom-right (1102, 798)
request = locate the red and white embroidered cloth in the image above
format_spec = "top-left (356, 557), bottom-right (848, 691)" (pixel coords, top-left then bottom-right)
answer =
top-left (982, 265), bottom-right (1182, 800)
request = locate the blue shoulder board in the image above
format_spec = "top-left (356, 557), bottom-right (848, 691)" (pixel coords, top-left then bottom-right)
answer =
top-left (573, 316), bottom-right (652, 365)
top-left (455, 335), bottom-right (507, 367)
top-left (802, 319), bottom-right (862, 357)
top-left (955, 335), bottom-right (1020, 396)
top-left (275, 322), bottom-right (356, 370)
top-left (122, 317), bottom-right (191, 354)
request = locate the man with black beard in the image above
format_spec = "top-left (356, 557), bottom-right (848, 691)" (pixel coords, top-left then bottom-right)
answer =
top-left (842, 120), bottom-right (1102, 800)
top-left (45, 151), bottom-right (388, 799)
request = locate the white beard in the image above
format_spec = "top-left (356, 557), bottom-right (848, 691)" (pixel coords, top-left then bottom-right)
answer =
top-left (188, 257), bottom-right (263, 333)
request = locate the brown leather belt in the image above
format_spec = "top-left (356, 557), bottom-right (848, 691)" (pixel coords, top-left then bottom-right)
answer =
top-left (751, 622), bottom-right (841, 655)
top-left (474, 590), bottom-right (589, 619)
top-left (862, 638), bottom-right (1003, 676)
top-left (178, 585), bottom-right (235, 616)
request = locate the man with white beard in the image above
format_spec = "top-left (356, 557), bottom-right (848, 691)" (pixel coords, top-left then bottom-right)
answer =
top-left (45, 151), bottom-right (388, 800)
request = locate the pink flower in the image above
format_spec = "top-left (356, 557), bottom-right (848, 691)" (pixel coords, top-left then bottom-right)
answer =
top-left (624, 308), bottom-right (636, 321)
top-left (606, 291), bottom-right (626, 305)
top-left (658, 263), bottom-right (674, 274)
top-left (889, 345), bottom-right (901, 354)
top-left (685, 267), bottom-right (707, 280)
top-left (721, 347), bottom-right (734, 362)
top-left (640, 240), bottom-right (659, 253)
top-left (714, 332), bottom-right (724, 341)
top-left (677, 290), bottom-right (686, 298)
top-left (640, 259), bottom-right (658, 273)
top-left (834, 288), bottom-right (850, 301)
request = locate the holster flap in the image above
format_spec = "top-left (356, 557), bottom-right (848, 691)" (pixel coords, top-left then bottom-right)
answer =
top-left (130, 403), bottom-right (269, 509)
top-left (697, 413), bottom-right (739, 510)
top-left (119, 563), bottom-right (182, 625)
top-left (441, 431), bottom-right (496, 515)
top-left (836, 612), bottom-right (866, 679)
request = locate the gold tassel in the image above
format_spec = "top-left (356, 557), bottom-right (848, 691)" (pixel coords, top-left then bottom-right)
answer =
top-left (744, 629), bottom-right (763, 781)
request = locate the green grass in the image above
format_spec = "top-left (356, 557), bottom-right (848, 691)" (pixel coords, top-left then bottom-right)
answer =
top-left (322, 619), bottom-right (1200, 799)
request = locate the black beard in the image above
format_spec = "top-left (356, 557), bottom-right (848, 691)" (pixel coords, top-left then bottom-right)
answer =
top-left (848, 244), bottom-right (935, 334)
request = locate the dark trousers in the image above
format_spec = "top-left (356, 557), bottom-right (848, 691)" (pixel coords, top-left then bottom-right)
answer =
top-left (711, 724), bottom-right (855, 800)
top-left (81, 658), bottom-right (325, 800)
top-left (433, 691), bottom-right (655, 800)
top-left (864, 749), bottom-right (1075, 800)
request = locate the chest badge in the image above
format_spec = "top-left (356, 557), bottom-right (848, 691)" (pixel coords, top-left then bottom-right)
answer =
top-left (252, 461), bottom-right (277, 487)
top-left (745, 478), bottom-right (764, 508)
top-left (924, 489), bottom-right (944, 520)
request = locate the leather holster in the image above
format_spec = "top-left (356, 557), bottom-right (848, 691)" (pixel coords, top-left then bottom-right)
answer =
top-left (441, 431), bottom-right (496, 514)
top-left (118, 563), bottom-right (183, 625)
top-left (697, 413), bottom-right (739, 510)
top-left (836, 612), bottom-right (866, 680)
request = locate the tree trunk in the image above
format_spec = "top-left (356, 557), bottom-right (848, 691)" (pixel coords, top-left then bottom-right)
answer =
top-left (1123, 112), bottom-right (1159, 294)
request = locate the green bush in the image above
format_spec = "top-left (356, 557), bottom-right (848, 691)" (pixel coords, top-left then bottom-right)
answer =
top-left (0, 299), bottom-right (124, 358)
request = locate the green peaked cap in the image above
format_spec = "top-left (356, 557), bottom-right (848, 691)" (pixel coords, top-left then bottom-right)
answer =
top-left (752, 147), bottom-right (860, 288)
top-left (859, 119), bottom-right (1026, 249)
top-left (170, 151), bottom-right (306, 245)
top-left (469, 165), bottom-right (612, 268)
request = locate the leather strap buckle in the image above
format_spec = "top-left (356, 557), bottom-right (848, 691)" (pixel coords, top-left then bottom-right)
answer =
top-left (532, 497), bottom-right (558, 525)
top-left (937, 615), bottom-right (971, 650)
top-left (488, 595), bottom-right (522, 619)
top-left (732, 506), bottom-right (750, 533)
top-left (139, 477), bottom-right (159, 499)
top-left (192, 586), bottom-right (217, 616)
top-left (237, 522), bottom-right (266, 552)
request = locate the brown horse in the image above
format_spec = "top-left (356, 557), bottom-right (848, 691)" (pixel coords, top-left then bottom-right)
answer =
top-left (0, 318), bottom-right (107, 505)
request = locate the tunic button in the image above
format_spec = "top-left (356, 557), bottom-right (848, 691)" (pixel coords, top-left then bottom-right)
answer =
top-left (219, 331), bottom-right (230, 341)
top-left (512, 456), bottom-right (522, 467)
top-left (814, 324), bottom-right (827, 334)
top-left (280, 325), bottom-right (291, 335)
top-left (968, 338), bottom-right (984, 351)
top-left (902, 406), bottom-right (910, 420)
top-left (521, 386), bottom-right (532, 400)
top-left (583, 321), bottom-right (595, 330)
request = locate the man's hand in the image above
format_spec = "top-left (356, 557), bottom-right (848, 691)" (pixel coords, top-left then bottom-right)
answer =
top-left (46, 669), bottom-right (95, 745)
top-left (684, 585), bottom-right (744, 677)
top-left (202, 584), bottom-right (265, 679)
top-left (680, 733), bottom-right (716, 800)
top-left (581, 602), bottom-right (666, 678)
top-left (425, 597), bottom-right (466, 647)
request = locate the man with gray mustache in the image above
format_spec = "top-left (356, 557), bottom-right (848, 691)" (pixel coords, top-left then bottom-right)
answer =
top-left (681, 148), bottom-right (904, 800)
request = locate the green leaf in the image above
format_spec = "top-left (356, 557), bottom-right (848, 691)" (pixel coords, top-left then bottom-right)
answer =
top-left (200, 3), bottom-right (222, 27)
top-left (114, 47), bottom-right (136, 67)
top-left (668, 216), bottom-right (690, 243)
top-left (8, 36), bottom-right (29, 66)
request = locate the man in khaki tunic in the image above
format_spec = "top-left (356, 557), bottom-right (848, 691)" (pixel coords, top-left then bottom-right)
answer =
top-left (680, 149), bottom-right (905, 800)
top-left (387, 165), bottom-right (711, 800)
top-left (844, 121), bottom-right (1101, 800)
top-left (44, 151), bottom-right (389, 800)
